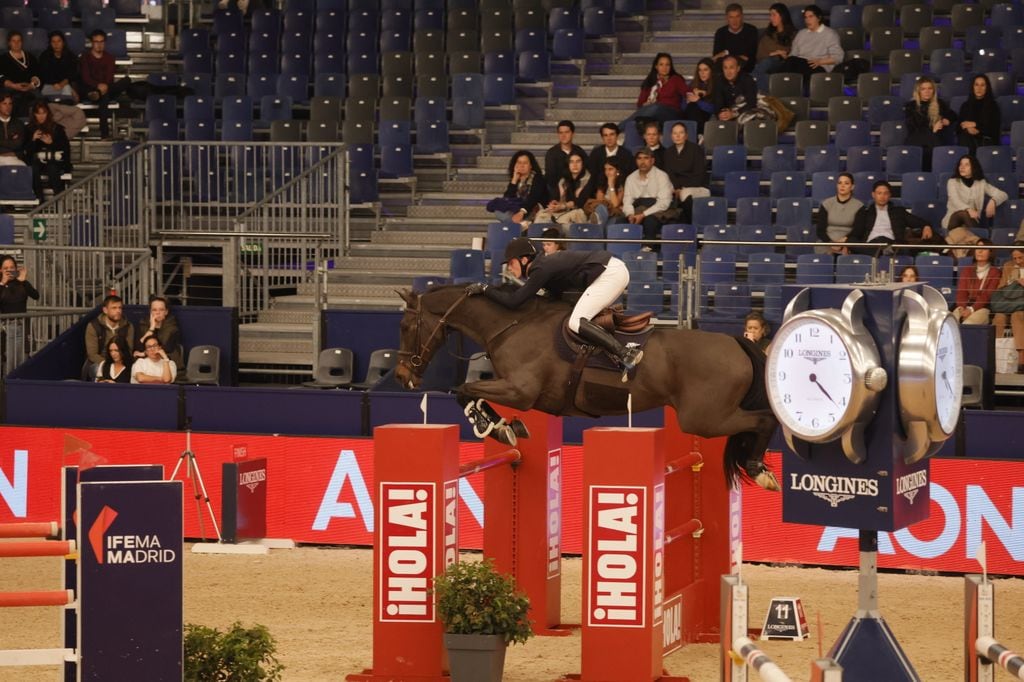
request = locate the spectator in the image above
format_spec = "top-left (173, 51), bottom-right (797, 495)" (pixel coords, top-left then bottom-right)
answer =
top-left (543, 120), bottom-right (588, 198)
top-left (84, 294), bottom-right (135, 371)
top-left (957, 74), bottom-right (1000, 155)
top-left (815, 173), bottom-right (863, 256)
top-left (588, 123), bottom-right (635, 180)
top-left (621, 53), bottom-right (689, 138)
top-left (743, 311), bottom-right (771, 352)
top-left (712, 4), bottom-right (759, 73)
top-left (535, 152), bottom-right (594, 225)
top-left (486, 151), bottom-right (549, 229)
top-left (683, 58), bottom-right (716, 133)
top-left (623, 148), bottom-right (674, 249)
top-left (641, 121), bottom-right (666, 169)
top-left (96, 336), bottom-right (132, 384)
top-left (0, 31), bottom-right (41, 116)
top-left (992, 246), bottom-right (1024, 372)
top-left (899, 265), bottom-right (919, 282)
top-left (24, 100), bottom-right (70, 200)
top-left (133, 295), bottom-right (182, 367)
top-left (848, 180), bottom-right (936, 254)
top-left (80, 29), bottom-right (131, 139)
top-left (752, 3), bottom-right (797, 89)
top-left (952, 239), bottom-right (1000, 325)
top-left (904, 76), bottom-right (956, 171)
top-left (663, 122), bottom-right (709, 213)
top-left (712, 56), bottom-right (757, 122)
top-left (779, 5), bottom-right (843, 81)
top-left (37, 31), bottom-right (78, 104)
top-left (540, 226), bottom-right (566, 255)
top-left (0, 255), bottom-right (38, 314)
top-left (585, 158), bottom-right (627, 226)
top-left (943, 155), bottom-right (1008, 259)
top-left (0, 93), bottom-right (26, 167)
top-left (131, 337), bottom-right (177, 384)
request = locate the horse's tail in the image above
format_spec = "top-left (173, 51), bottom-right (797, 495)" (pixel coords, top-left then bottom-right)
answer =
top-left (724, 336), bottom-right (773, 488)
top-left (724, 431), bottom-right (757, 488)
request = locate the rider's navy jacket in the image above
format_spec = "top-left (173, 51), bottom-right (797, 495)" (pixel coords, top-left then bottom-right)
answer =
top-left (481, 250), bottom-right (613, 309)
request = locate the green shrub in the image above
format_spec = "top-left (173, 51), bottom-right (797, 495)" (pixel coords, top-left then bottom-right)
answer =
top-left (184, 621), bottom-right (284, 681)
top-left (432, 558), bottom-right (534, 645)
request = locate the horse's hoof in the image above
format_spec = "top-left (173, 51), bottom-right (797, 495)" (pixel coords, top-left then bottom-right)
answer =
top-left (754, 468), bottom-right (781, 492)
top-left (509, 418), bottom-right (530, 439)
top-left (492, 425), bottom-right (517, 447)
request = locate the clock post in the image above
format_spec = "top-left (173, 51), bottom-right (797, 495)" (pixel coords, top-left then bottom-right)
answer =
top-left (767, 283), bottom-right (962, 682)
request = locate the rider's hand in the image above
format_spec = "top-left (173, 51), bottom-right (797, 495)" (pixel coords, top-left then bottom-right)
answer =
top-left (465, 282), bottom-right (487, 296)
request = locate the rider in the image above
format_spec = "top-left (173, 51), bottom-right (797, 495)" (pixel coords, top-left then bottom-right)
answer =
top-left (466, 237), bottom-right (644, 371)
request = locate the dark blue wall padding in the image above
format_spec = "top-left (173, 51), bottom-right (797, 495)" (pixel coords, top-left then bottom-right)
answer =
top-left (324, 310), bottom-right (402, 382)
top-left (184, 385), bottom-right (366, 436)
top-left (4, 380), bottom-right (180, 430)
top-left (368, 391), bottom-right (476, 439)
top-left (964, 410), bottom-right (1024, 459)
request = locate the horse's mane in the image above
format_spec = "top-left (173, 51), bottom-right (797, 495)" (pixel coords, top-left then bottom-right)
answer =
top-left (418, 283), bottom-right (570, 317)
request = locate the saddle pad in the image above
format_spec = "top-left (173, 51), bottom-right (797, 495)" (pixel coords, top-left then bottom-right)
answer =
top-left (556, 317), bottom-right (655, 372)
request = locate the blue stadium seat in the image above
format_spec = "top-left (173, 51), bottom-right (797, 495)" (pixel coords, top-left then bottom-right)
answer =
top-left (796, 254), bottom-right (834, 284)
top-left (184, 96), bottom-right (214, 122)
top-left (450, 249), bottom-right (485, 281)
top-left (760, 144), bottom-right (797, 178)
top-left (747, 252), bottom-right (786, 293)
top-left (704, 283), bottom-right (750, 320)
top-left (851, 172), bottom-right (883, 204)
top-left (931, 146), bottom-right (968, 176)
top-left (568, 223), bottom-right (605, 251)
top-left (415, 120), bottom-right (449, 154)
top-left (222, 96), bottom-right (253, 123)
top-left (0, 167), bottom-right (36, 203)
top-left (998, 95), bottom-right (1024, 130)
top-left (620, 250), bottom-right (657, 281)
top-left (606, 222), bottom-right (642, 257)
top-left (348, 143), bottom-right (379, 204)
top-left (661, 224), bottom-right (697, 279)
top-left (867, 96), bottom-right (903, 127)
top-left (736, 197), bottom-right (771, 226)
top-left (701, 224), bottom-right (735, 257)
top-left (725, 171), bottom-right (760, 205)
top-left (583, 7), bottom-right (614, 37)
top-left (901, 172), bottom-right (938, 205)
top-left (314, 73), bottom-right (346, 98)
top-left (915, 254), bottom-right (956, 305)
top-left (711, 145), bottom-right (746, 180)
top-left (381, 142), bottom-right (414, 179)
top-left (484, 73), bottom-right (516, 105)
top-left (879, 121), bottom-right (907, 148)
top-left (626, 281), bottom-right (665, 315)
top-left (736, 225), bottom-right (775, 259)
top-left (552, 29), bottom-right (585, 61)
top-left (486, 222), bottom-right (517, 263)
top-left (771, 171), bottom-right (808, 201)
top-left (776, 197), bottom-right (814, 228)
top-left (278, 74), bottom-right (309, 104)
top-left (804, 146), bottom-right (840, 175)
top-left (834, 121), bottom-right (871, 154)
top-left (811, 171), bottom-right (839, 204)
top-left (845, 146), bottom-right (883, 174)
top-left (912, 201), bottom-right (945, 231)
top-left (518, 51), bottom-right (551, 82)
top-left (886, 146), bottom-right (922, 177)
top-left (692, 196), bottom-right (728, 226)
top-left (784, 224), bottom-right (816, 259)
top-left (976, 146), bottom-right (1014, 176)
top-left (484, 51), bottom-right (516, 76)
top-left (247, 73), bottom-right (277, 101)
top-left (282, 51), bottom-right (313, 78)
top-left (929, 48), bottom-right (965, 76)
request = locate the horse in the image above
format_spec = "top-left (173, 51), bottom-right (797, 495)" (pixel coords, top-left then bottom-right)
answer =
top-left (395, 284), bottom-right (779, 490)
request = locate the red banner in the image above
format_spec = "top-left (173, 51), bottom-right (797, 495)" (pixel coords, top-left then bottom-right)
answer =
top-left (0, 428), bottom-right (1021, 575)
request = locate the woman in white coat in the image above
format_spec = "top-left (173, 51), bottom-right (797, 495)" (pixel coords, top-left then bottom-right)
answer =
top-left (943, 155), bottom-right (1008, 258)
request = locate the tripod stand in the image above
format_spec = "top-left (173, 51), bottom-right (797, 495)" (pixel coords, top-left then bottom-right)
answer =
top-left (170, 418), bottom-right (222, 543)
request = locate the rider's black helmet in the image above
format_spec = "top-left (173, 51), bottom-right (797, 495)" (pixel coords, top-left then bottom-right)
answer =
top-left (504, 237), bottom-right (538, 263)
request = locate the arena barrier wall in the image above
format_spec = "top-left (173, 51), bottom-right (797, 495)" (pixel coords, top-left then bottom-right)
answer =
top-left (1, 427), bottom-right (1023, 576)
top-left (0, 464), bottom-right (182, 680)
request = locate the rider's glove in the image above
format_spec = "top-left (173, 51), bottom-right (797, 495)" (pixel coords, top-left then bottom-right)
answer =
top-left (465, 282), bottom-right (488, 296)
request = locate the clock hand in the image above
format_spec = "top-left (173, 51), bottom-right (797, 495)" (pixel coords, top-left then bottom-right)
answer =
top-left (942, 370), bottom-right (953, 397)
top-left (809, 373), bottom-right (838, 407)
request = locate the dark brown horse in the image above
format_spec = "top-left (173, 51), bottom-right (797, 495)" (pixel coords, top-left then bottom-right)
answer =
top-left (395, 285), bottom-right (779, 489)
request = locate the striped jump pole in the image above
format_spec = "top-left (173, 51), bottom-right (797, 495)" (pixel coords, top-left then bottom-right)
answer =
top-left (0, 521), bottom-right (59, 538)
top-left (0, 590), bottom-right (75, 608)
top-left (732, 637), bottom-right (793, 682)
top-left (966, 574), bottom-right (1024, 682)
top-left (0, 540), bottom-right (76, 558)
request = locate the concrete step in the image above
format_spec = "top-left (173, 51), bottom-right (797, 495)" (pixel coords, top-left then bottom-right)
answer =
top-left (371, 230), bottom-right (474, 246)
top-left (258, 309), bottom-right (317, 324)
top-left (418, 192), bottom-right (489, 204)
top-left (276, 293), bottom-right (407, 310)
top-left (509, 131), bottom-right (605, 146)
top-left (334, 255), bottom-right (452, 273)
top-left (444, 180), bottom-right (507, 194)
top-left (237, 350), bottom-right (314, 366)
top-left (385, 216), bottom-right (492, 230)
top-left (577, 86), bottom-right (639, 99)
top-left (239, 338), bottom-right (315, 355)
top-left (238, 322), bottom-right (313, 337)
top-left (407, 204), bottom-right (491, 219)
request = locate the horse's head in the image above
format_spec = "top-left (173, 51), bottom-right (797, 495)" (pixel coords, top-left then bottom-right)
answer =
top-left (395, 287), bottom-right (452, 389)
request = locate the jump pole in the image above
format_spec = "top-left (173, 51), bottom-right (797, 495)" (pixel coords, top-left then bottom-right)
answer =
top-left (482, 408), bottom-right (572, 635)
top-left (966, 574), bottom-right (1024, 682)
top-left (0, 521), bottom-right (59, 538)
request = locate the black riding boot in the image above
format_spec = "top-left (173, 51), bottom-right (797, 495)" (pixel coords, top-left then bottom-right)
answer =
top-left (577, 319), bottom-right (643, 371)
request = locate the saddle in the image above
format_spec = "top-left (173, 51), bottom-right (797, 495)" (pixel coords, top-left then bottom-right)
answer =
top-left (592, 306), bottom-right (653, 334)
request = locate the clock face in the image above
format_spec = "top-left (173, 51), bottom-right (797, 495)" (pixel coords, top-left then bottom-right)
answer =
top-left (767, 317), bottom-right (855, 440)
top-left (934, 315), bottom-right (963, 434)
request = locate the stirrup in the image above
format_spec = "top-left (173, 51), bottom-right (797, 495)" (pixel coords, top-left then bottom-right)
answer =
top-left (618, 347), bottom-right (644, 382)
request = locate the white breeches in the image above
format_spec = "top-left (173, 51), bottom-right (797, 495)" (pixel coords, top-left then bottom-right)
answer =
top-left (568, 257), bottom-right (629, 332)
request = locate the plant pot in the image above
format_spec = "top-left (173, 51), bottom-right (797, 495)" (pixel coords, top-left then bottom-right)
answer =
top-left (444, 633), bottom-right (508, 682)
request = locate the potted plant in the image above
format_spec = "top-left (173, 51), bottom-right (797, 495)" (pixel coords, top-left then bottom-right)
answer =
top-left (432, 558), bottom-right (533, 682)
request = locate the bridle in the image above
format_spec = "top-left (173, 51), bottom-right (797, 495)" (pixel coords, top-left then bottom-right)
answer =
top-left (397, 292), bottom-right (469, 378)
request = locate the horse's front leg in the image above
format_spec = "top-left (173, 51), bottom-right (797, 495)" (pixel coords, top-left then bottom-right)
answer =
top-left (455, 379), bottom-right (541, 446)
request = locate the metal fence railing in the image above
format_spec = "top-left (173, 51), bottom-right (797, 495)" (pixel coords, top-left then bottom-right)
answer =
top-left (0, 309), bottom-right (90, 377)
top-left (28, 141), bottom-right (348, 251)
top-left (13, 244), bottom-right (152, 310)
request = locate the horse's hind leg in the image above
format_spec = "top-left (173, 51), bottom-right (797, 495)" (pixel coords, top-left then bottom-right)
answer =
top-left (689, 408), bottom-right (779, 490)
